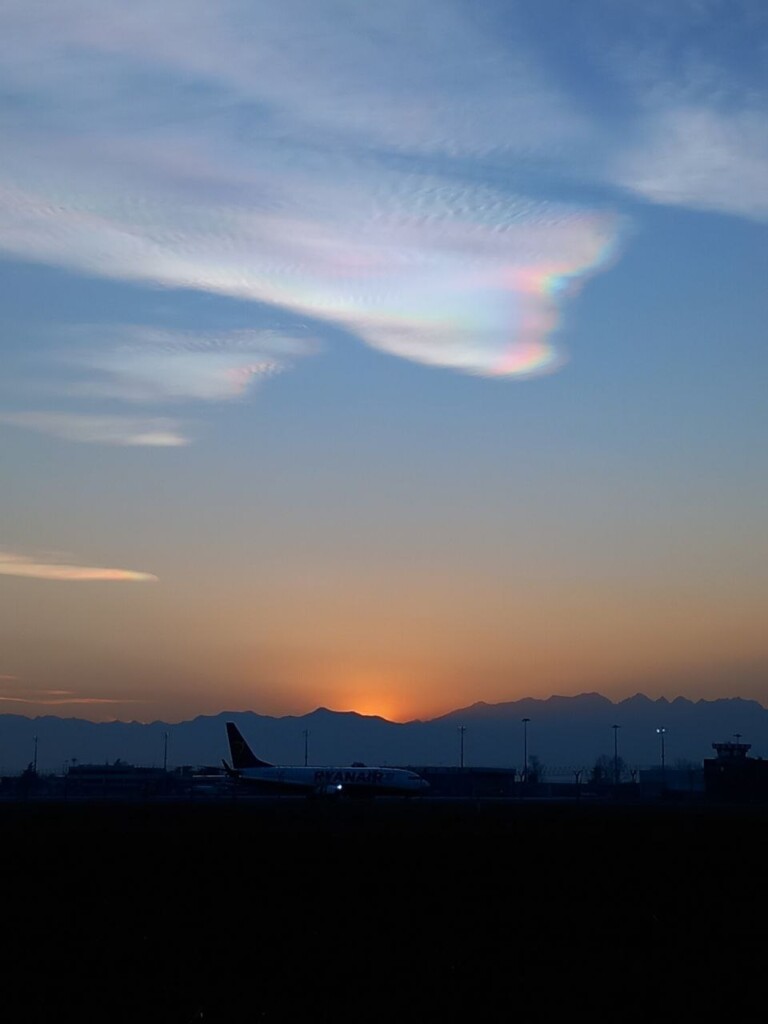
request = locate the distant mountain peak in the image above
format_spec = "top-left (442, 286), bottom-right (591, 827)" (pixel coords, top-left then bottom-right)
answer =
top-left (309, 706), bottom-right (363, 719)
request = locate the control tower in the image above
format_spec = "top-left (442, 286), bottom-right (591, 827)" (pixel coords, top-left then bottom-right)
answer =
top-left (704, 738), bottom-right (768, 801)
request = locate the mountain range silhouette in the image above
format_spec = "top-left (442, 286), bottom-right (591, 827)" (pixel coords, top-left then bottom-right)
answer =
top-left (2, 692), bottom-right (766, 773)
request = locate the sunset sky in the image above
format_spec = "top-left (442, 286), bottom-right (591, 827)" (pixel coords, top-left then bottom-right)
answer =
top-left (1, 1), bottom-right (766, 723)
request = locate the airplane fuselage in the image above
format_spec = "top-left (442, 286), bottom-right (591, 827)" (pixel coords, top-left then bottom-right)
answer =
top-left (236, 765), bottom-right (429, 796)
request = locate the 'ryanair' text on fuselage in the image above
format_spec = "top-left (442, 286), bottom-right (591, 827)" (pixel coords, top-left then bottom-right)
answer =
top-left (314, 769), bottom-right (390, 785)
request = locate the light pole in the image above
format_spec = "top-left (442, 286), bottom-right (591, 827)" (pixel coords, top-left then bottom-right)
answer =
top-left (163, 731), bottom-right (169, 772)
top-left (302, 729), bottom-right (309, 767)
top-left (612, 724), bottom-right (621, 786)
top-left (33, 735), bottom-right (38, 774)
top-left (458, 726), bottom-right (466, 768)
top-left (522, 718), bottom-right (530, 783)
top-left (656, 727), bottom-right (666, 789)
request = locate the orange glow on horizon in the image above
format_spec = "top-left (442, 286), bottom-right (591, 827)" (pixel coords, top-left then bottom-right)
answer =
top-left (334, 693), bottom-right (410, 724)
top-left (327, 667), bottom-right (425, 723)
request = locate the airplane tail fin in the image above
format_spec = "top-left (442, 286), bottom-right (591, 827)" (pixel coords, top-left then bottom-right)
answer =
top-left (226, 722), bottom-right (273, 769)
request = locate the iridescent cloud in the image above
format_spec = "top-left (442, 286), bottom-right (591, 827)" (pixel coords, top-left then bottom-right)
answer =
top-left (0, 1), bottom-right (625, 386)
top-left (0, 172), bottom-right (622, 379)
top-left (0, 550), bottom-right (158, 582)
top-left (1, 0), bottom-right (759, 401)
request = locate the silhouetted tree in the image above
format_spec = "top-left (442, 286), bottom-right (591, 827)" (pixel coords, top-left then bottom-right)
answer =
top-left (590, 754), bottom-right (628, 785)
top-left (527, 755), bottom-right (545, 783)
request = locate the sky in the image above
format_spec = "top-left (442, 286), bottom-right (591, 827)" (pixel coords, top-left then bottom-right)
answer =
top-left (0, 0), bottom-right (766, 723)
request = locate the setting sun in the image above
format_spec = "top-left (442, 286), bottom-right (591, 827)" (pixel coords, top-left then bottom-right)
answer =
top-left (329, 669), bottom-right (418, 723)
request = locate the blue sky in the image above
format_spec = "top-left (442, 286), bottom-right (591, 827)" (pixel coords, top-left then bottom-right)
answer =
top-left (0, 0), bottom-right (766, 721)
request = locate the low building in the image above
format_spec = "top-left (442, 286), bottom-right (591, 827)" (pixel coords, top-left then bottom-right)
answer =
top-left (65, 760), bottom-right (171, 798)
top-left (408, 766), bottom-right (518, 798)
top-left (638, 766), bottom-right (704, 795)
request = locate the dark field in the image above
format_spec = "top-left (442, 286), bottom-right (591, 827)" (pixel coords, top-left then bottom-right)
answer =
top-left (2, 799), bottom-right (766, 1022)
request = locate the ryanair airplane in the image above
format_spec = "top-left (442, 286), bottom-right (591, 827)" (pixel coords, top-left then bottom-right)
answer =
top-left (224, 722), bottom-right (430, 798)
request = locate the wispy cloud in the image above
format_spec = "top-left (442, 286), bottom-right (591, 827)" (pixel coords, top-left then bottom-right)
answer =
top-left (62, 326), bottom-right (309, 402)
top-left (0, 327), bottom-right (313, 445)
top-left (0, 0), bottom-right (585, 162)
top-left (0, 550), bottom-right (158, 582)
top-left (0, 0), bottom-right (624, 385)
top-left (0, 412), bottom-right (187, 446)
top-left (613, 107), bottom-right (768, 221)
top-left (597, 4), bottom-right (768, 220)
top-left (0, 692), bottom-right (140, 705)
top-left (0, 680), bottom-right (146, 707)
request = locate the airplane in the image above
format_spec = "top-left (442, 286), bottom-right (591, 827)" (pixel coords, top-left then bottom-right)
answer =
top-left (223, 722), bottom-right (430, 798)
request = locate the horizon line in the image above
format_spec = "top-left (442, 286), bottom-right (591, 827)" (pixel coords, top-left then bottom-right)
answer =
top-left (1, 690), bottom-right (766, 727)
